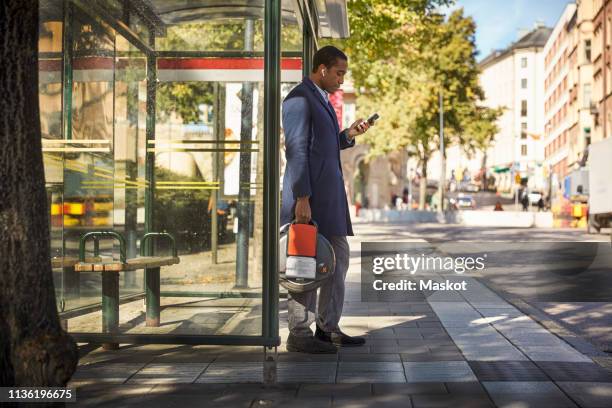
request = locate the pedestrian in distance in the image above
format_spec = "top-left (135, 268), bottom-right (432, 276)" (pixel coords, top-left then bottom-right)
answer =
top-left (537, 197), bottom-right (545, 212)
top-left (281, 45), bottom-right (373, 353)
top-left (521, 193), bottom-right (529, 212)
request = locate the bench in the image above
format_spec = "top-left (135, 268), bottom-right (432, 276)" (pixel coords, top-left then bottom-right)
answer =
top-left (51, 256), bottom-right (105, 311)
top-left (74, 231), bottom-right (180, 348)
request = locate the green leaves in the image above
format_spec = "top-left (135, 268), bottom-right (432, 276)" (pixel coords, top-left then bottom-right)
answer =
top-left (346, 4), bottom-right (499, 167)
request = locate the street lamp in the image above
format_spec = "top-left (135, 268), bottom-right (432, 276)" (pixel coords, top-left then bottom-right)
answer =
top-left (438, 88), bottom-right (445, 213)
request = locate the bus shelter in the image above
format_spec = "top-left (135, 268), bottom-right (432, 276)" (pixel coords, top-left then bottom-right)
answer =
top-left (38, 0), bottom-right (349, 350)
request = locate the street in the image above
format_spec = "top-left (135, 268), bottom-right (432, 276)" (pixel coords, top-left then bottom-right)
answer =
top-left (354, 222), bottom-right (612, 357)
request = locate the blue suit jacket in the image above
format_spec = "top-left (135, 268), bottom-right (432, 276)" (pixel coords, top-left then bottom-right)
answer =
top-left (281, 77), bottom-right (355, 238)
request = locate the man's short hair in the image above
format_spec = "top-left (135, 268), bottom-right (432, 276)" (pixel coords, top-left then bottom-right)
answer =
top-left (312, 46), bottom-right (348, 72)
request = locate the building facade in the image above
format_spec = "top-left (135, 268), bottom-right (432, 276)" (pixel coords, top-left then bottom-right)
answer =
top-left (591, 0), bottom-right (612, 143)
top-left (543, 4), bottom-right (578, 190)
top-left (479, 25), bottom-right (552, 192)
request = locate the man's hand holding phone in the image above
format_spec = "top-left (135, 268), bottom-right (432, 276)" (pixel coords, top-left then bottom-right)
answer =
top-left (348, 113), bottom-right (379, 139)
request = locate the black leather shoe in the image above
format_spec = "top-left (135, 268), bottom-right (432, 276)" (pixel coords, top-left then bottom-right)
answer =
top-left (315, 326), bottom-right (367, 347)
top-left (286, 334), bottom-right (338, 354)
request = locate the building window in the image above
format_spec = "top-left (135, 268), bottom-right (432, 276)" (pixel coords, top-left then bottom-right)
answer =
top-left (521, 78), bottom-right (527, 89)
top-left (585, 39), bottom-right (592, 62)
top-left (521, 144), bottom-right (528, 156)
top-left (521, 57), bottom-right (527, 68)
top-left (521, 100), bottom-right (528, 117)
top-left (583, 83), bottom-right (592, 108)
top-left (521, 122), bottom-right (527, 139)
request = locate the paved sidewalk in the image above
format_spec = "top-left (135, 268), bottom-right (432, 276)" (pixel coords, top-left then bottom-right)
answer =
top-left (70, 224), bottom-right (612, 407)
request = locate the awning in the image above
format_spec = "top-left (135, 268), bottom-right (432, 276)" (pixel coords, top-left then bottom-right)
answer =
top-left (493, 166), bottom-right (511, 173)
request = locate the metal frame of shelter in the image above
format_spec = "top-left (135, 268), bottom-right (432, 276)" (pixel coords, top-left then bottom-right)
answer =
top-left (47, 0), bottom-right (348, 349)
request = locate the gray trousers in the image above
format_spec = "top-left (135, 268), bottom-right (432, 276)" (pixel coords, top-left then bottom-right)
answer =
top-left (287, 236), bottom-right (350, 337)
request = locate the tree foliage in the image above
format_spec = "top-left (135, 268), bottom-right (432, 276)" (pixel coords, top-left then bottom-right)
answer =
top-left (349, 7), bottom-right (501, 173)
top-left (156, 19), bottom-right (301, 124)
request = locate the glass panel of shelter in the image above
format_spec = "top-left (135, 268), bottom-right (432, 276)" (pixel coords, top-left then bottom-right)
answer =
top-left (150, 7), bottom-right (266, 337)
top-left (38, 0), bottom-right (305, 339)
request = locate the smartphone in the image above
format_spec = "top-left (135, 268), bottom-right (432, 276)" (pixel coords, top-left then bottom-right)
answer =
top-left (367, 113), bottom-right (380, 125)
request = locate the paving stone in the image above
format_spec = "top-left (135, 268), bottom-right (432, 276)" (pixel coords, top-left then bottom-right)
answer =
top-left (400, 352), bottom-right (439, 362)
top-left (277, 362), bottom-right (336, 383)
top-left (487, 395), bottom-right (578, 407)
top-left (459, 345), bottom-right (529, 362)
top-left (277, 352), bottom-right (338, 362)
top-left (410, 394), bottom-right (495, 408)
top-left (149, 383), bottom-right (229, 396)
top-left (427, 345), bottom-right (462, 354)
top-left (518, 345), bottom-right (592, 362)
top-left (332, 394), bottom-right (413, 407)
top-left (421, 338), bottom-right (456, 347)
top-left (400, 352), bottom-right (465, 362)
top-left (535, 362), bottom-right (612, 382)
top-left (468, 361), bottom-right (548, 381)
top-left (410, 305), bottom-right (436, 313)
top-left (482, 380), bottom-right (566, 394)
top-left (84, 393), bottom-right (226, 408)
top-left (370, 345), bottom-right (400, 354)
top-left (403, 361), bottom-right (477, 382)
top-left (78, 351), bottom-right (157, 365)
top-left (338, 346), bottom-right (372, 354)
top-left (128, 363), bottom-right (208, 384)
top-left (368, 339), bottom-right (399, 346)
top-left (339, 362), bottom-right (404, 372)
top-left (470, 303), bottom-right (517, 310)
top-left (373, 382), bottom-right (448, 395)
top-left (72, 363), bottom-right (147, 383)
top-left (393, 328), bottom-right (424, 338)
top-left (476, 308), bottom-right (523, 318)
top-left (151, 351), bottom-right (218, 363)
top-left (398, 345), bottom-right (430, 354)
top-left (557, 382), bottom-right (612, 408)
top-left (196, 362), bottom-right (262, 383)
top-left (337, 371), bottom-right (407, 383)
top-left (417, 322), bottom-right (443, 328)
top-left (340, 353), bottom-right (401, 362)
top-left (213, 352), bottom-right (266, 362)
top-left (264, 397), bottom-right (332, 407)
top-left (397, 339), bottom-right (429, 347)
top-left (71, 384), bottom-right (155, 401)
top-left (443, 382), bottom-right (487, 395)
top-left (297, 383), bottom-right (373, 399)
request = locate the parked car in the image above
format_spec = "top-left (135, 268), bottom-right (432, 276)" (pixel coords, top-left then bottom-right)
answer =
top-left (455, 194), bottom-right (476, 209)
top-left (528, 191), bottom-right (543, 205)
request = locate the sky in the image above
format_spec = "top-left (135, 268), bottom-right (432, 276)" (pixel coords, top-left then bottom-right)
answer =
top-left (441, 0), bottom-right (573, 60)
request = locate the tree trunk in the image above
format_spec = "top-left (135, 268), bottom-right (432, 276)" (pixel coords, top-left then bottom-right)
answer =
top-left (0, 1), bottom-right (78, 386)
top-left (418, 159), bottom-right (428, 210)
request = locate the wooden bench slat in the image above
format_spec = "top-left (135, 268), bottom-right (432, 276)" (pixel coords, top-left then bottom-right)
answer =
top-left (74, 256), bottom-right (180, 272)
top-left (75, 262), bottom-right (124, 272)
top-left (125, 256), bottom-right (180, 270)
top-left (52, 256), bottom-right (104, 268)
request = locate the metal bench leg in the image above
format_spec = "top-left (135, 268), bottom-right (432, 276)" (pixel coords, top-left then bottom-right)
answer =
top-left (263, 346), bottom-right (277, 385)
top-left (146, 267), bottom-right (160, 327)
top-left (102, 270), bottom-right (119, 350)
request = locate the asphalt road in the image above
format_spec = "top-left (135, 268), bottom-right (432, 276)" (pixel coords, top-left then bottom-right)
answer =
top-left (398, 223), bottom-right (612, 352)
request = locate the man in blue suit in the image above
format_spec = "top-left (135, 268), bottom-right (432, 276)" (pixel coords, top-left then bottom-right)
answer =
top-left (282, 46), bottom-right (371, 353)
